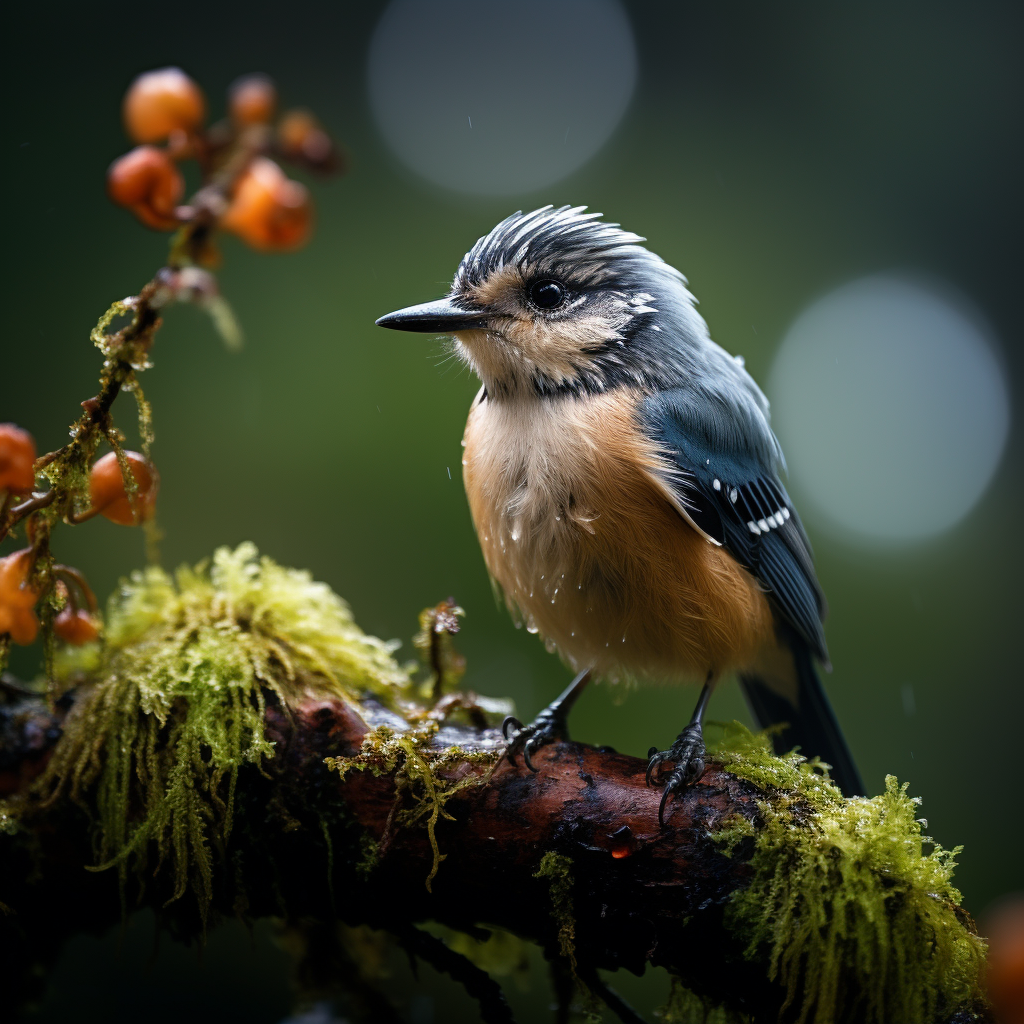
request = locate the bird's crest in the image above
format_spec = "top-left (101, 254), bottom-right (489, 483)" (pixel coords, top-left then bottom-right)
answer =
top-left (454, 205), bottom-right (684, 291)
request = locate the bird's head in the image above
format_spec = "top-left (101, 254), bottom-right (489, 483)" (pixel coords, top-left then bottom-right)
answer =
top-left (376, 206), bottom-right (705, 399)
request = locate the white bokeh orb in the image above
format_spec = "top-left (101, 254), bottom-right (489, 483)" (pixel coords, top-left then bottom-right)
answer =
top-left (367, 0), bottom-right (637, 195)
top-left (768, 274), bottom-right (1011, 544)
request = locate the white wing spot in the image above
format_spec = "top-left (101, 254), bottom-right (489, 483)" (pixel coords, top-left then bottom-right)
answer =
top-left (713, 479), bottom-right (721, 491)
top-left (747, 521), bottom-right (761, 535)
top-left (730, 488), bottom-right (738, 503)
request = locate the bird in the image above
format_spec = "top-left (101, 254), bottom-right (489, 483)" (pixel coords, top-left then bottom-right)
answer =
top-left (376, 205), bottom-right (863, 818)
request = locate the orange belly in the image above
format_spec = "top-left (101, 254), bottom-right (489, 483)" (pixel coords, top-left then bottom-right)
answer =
top-left (462, 388), bottom-right (776, 683)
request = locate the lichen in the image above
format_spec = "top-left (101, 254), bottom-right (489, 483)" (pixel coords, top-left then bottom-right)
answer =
top-left (704, 721), bottom-right (988, 1024)
top-left (25, 542), bottom-right (414, 919)
top-left (326, 719), bottom-right (499, 891)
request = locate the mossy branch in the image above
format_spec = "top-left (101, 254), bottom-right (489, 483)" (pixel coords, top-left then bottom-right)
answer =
top-left (0, 547), bottom-right (992, 1024)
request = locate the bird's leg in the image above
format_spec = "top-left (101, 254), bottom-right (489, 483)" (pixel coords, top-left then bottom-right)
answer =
top-left (502, 669), bottom-right (592, 773)
top-left (646, 675), bottom-right (713, 826)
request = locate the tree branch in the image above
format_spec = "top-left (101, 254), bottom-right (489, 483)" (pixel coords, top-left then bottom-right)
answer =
top-left (0, 682), bottom-right (992, 1024)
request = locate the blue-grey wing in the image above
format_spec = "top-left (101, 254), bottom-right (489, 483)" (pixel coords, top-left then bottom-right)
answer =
top-left (640, 387), bottom-right (829, 663)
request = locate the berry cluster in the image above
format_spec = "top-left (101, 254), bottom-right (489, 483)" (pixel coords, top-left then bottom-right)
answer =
top-left (1, 425), bottom-right (157, 647)
top-left (1, 68), bottom-right (339, 666)
top-left (108, 68), bottom-right (341, 253)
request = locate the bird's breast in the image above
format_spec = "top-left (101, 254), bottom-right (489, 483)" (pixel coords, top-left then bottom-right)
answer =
top-left (461, 388), bottom-right (773, 682)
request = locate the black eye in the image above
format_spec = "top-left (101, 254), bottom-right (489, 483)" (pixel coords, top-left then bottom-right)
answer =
top-left (529, 280), bottom-right (565, 310)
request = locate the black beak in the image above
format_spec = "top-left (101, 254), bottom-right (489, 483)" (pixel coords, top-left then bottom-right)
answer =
top-left (375, 298), bottom-right (490, 333)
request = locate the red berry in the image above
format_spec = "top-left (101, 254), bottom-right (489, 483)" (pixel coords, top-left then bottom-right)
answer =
top-left (0, 423), bottom-right (36, 494)
top-left (107, 146), bottom-right (184, 231)
top-left (229, 74), bottom-right (277, 125)
top-left (221, 157), bottom-right (312, 251)
top-left (123, 67), bottom-right (206, 143)
top-left (53, 607), bottom-right (101, 645)
top-left (88, 451), bottom-right (159, 526)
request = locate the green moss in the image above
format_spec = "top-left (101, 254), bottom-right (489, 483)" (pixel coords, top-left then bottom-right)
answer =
top-left (412, 599), bottom-right (466, 700)
top-left (355, 832), bottom-right (380, 878)
top-left (535, 851), bottom-right (577, 974)
top-left (28, 543), bottom-right (414, 919)
top-left (657, 976), bottom-right (750, 1024)
top-left (326, 719), bottom-right (498, 891)
top-left (704, 722), bottom-right (987, 1024)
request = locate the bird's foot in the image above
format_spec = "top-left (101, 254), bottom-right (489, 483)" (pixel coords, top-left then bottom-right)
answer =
top-left (502, 706), bottom-right (569, 773)
top-left (646, 723), bottom-right (707, 826)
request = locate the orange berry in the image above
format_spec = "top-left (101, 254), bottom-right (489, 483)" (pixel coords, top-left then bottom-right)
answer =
top-left (88, 451), bottom-right (159, 526)
top-left (0, 548), bottom-right (41, 646)
top-left (123, 67), bottom-right (206, 143)
top-left (0, 549), bottom-right (40, 609)
top-left (53, 607), bottom-right (100, 646)
top-left (221, 157), bottom-right (312, 251)
top-left (278, 109), bottom-right (338, 170)
top-left (0, 604), bottom-right (39, 646)
top-left (107, 146), bottom-right (184, 231)
top-left (0, 423), bottom-right (36, 494)
top-left (985, 899), bottom-right (1024, 1024)
top-left (229, 73), bottom-right (277, 125)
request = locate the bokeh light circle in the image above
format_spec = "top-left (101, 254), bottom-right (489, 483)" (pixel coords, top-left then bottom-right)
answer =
top-left (367, 0), bottom-right (637, 195)
top-left (768, 274), bottom-right (1011, 543)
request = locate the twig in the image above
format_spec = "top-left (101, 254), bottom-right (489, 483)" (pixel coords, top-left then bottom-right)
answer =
top-left (396, 926), bottom-right (517, 1024)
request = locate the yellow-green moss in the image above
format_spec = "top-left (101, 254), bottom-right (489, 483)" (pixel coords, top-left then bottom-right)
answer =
top-left (704, 722), bottom-right (987, 1024)
top-left (656, 976), bottom-right (750, 1024)
top-left (326, 720), bottom-right (499, 891)
top-left (412, 598), bottom-right (466, 700)
top-left (29, 543), bottom-right (414, 918)
top-left (535, 851), bottom-right (577, 974)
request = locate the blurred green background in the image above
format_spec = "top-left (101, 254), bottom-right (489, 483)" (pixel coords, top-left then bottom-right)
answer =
top-left (4, 1), bottom-right (1022, 1020)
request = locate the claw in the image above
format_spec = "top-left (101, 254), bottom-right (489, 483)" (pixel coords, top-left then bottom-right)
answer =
top-left (502, 710), bottom-right (565, 772)
top-left (658, 784), bottom-right (673, 827)
top-left (647, 730), bottom-right (707, 826)
top-left (645, 751), bottom-right (666, 787)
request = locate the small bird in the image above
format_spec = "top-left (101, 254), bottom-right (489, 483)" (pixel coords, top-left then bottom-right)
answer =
top-left (377, 206), bottom-right (863, 817)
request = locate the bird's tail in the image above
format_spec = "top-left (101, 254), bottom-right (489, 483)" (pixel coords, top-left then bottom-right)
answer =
top-left (739, 641), bottom-right (864, 797)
